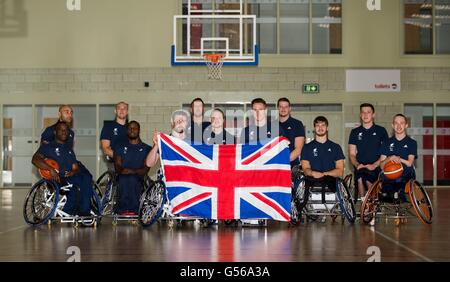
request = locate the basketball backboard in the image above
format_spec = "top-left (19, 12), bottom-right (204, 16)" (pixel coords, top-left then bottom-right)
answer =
top-left (171, 0), bottom-right (258, 66)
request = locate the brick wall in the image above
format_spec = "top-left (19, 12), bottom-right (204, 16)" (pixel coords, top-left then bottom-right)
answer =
top-left (0, 67), bottom-right (449, 146)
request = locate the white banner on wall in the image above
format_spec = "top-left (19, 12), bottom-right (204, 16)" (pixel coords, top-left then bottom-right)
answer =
top-left (346, 69), bottom-right (401, 92)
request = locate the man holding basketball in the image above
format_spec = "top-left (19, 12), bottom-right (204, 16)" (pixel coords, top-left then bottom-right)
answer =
top-left (379, 114), bottom-right (417, 201)
top-left (32, 121), bottom-right (93, 216)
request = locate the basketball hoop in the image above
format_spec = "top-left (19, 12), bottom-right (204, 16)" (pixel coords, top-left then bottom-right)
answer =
top-left (203, 53), bottom-right (225, 80)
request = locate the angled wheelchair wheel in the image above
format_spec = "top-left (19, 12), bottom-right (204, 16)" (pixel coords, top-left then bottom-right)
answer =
top-left (343, 174), bottom-right (357, 204)
top-left (139, 180), bottom-right (166, 227)
top-left (292, 178), bottom-right (309, 214)
top-left (96, 171), bottom-right (114, 196)
top-left (407, 180), bottom-right (433, 224)
top-left (23, 179), bottom-right (59, 226)
top-left (101, 177), bottom-right (117, 216)
top-left (361, 180), bottom-right (382, 224)
top-left (336, 179), bottom-right (356, 224)
top-left (290, 200), bottom-right (300, 225)
top-left (89, 183), bottom-right (103, 218)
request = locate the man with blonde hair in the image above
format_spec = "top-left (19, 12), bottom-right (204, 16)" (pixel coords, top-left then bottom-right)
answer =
top-left (100, 101), bottom-right (129, 170)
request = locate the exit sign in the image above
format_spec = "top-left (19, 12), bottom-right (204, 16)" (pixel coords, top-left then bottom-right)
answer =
top-left (303, 83), bottom-right (319, 94)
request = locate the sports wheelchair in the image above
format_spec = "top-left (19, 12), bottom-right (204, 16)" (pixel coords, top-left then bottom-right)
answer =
top-left (23, 177), bottom-right (102, 227)
top-left (291, 169), bottom-right (356, 224)
top-left (360, 173), bottom-right (433, 226)
top-left (138, 171), bottom-right (218, 228)
top-left (99, 171), bottom-right (154, 225)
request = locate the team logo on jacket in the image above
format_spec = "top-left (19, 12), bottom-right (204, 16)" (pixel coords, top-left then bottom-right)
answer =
top-left (403, 145), bottom-right (408, 148)
top-left (113, 128), bottom-right (118, 136)
top-left (372, 132), bottom-right (377, 136)
top-left (358, 132), bottom-right (363, 140)
top-left (55, 148), bottom-right (60, 157)
top-left (328, 148), bottom-right (332, 152)
top-left (389, 143), bottom-right (395, 152)
top-left (123, 147), bottom-right (128, 154)
top-left (313, 148), bottom-right (318, 157)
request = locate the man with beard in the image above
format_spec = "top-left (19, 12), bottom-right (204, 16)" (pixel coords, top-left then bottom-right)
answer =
top-left (301, 116), bottom-right (345, 192)
top-left (278, 97), bottom-right (305, 168)
top-left (100, 101), bottom-right (129, 172)
top-left (114, 121), bottom-right (151, 216)
top-left (33, 121), bottom-right (93, 216)
top-left (146, 109), bottom-right (190, 168)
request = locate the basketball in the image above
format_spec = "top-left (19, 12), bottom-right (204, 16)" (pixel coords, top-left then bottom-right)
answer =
top-left (383, 160), bottom-right (403, 180)
top-left (38, 159), bottom-right (59, 180)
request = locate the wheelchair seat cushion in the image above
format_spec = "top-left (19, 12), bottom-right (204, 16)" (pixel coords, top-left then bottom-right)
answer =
top-left (305, 176), bottom-right (337, 193)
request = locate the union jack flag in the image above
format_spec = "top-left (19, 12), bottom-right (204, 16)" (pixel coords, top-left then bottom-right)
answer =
top-left (158, 133), bottom-right (292, 221)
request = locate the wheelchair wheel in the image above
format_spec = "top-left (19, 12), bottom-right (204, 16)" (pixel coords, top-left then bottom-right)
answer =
top-left (138, 180), bottom-right (166, 227)
top-left (336, 179), bottom-right (356, 223)
top-left (96, 171), bottom-right (114, 196)
top-left (290, 200), bottom-right (300, 225)
top-left (361, 180), bottom-right (382, 224)
top-left (101, 178), bottom-right (117, 216)
top-left (90, 183), bottom-right (103, 217)
top-left (23, 179), bottom-right (58, 226)
top-left (343, 174), bottom-right (357, 204)
top-left (407, 180), bottom-right (433, 224)
top-left (292, 178), bottom-right (309, 214)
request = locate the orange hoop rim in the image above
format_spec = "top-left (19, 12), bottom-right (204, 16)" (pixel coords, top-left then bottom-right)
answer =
top-left (203, 53), bottom-right (225, 63)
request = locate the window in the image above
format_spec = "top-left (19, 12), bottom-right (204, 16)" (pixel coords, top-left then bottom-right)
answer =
top-left (436, 0), bottom-right (450, 54)
top-left (249, 0), bottom-right (277, 54)
top-left (312, 0), bottom-right (342, 54)
top-left (280, 0), bottom-right (310, 53)
top-left (404, 0), bottom-right (450, 54)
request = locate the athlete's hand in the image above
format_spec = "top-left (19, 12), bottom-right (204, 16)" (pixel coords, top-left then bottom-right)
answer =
top-left (311, 171), bottom-right (324, 179)
top-left (64, 170), bottom-right (75, 178)
top-left (366, 164), bottom-right (377, 171)
top-left (357, 164), bottom-right (366, 170)
top-left (152, 129), bottom-right (159, 147)
top-left (50, 169), bottom-right (60, 183)
top-left (389, 155), bottom-right (402, 164)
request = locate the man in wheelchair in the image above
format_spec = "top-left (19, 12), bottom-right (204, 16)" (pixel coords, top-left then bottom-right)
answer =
top-left (379, 114), bottom-right (417, 203)
top-left (32, 121), bottom-right (93, 216)
top-left (300, 116), bottom-right (345, 199)
top-left (301, 116), bottom-right (345, 215)
top-left (114, 121), bottom-right (151, 216)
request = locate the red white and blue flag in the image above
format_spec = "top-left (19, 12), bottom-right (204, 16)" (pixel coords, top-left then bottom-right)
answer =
top-left (158, 133), bottom-right (292, 221)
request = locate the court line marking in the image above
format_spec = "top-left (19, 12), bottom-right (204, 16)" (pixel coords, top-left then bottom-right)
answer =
top-left (0, 225), bottom-right (27, 235)
top-left (370, 228), bottom-right (434, 262)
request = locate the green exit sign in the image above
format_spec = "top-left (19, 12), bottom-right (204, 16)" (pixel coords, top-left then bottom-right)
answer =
top-left (303, 83), bottom-right (320, 94)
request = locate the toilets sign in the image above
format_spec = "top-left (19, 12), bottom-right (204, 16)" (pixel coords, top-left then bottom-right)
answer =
top-left (346, 70), bottom-right (401, 92)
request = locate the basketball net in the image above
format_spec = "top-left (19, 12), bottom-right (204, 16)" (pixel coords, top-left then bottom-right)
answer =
top-left (204, 54), bottom-right (224, 80)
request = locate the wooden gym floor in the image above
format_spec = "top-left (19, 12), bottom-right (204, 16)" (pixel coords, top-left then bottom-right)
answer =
top-left (0, 188), bottom-right (449, 262)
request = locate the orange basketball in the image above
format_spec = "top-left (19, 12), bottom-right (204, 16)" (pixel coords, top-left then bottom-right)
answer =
top-left (39, 159), bottom-right (59, 180)
top-left (383, 160), bottom-right (403, 180)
